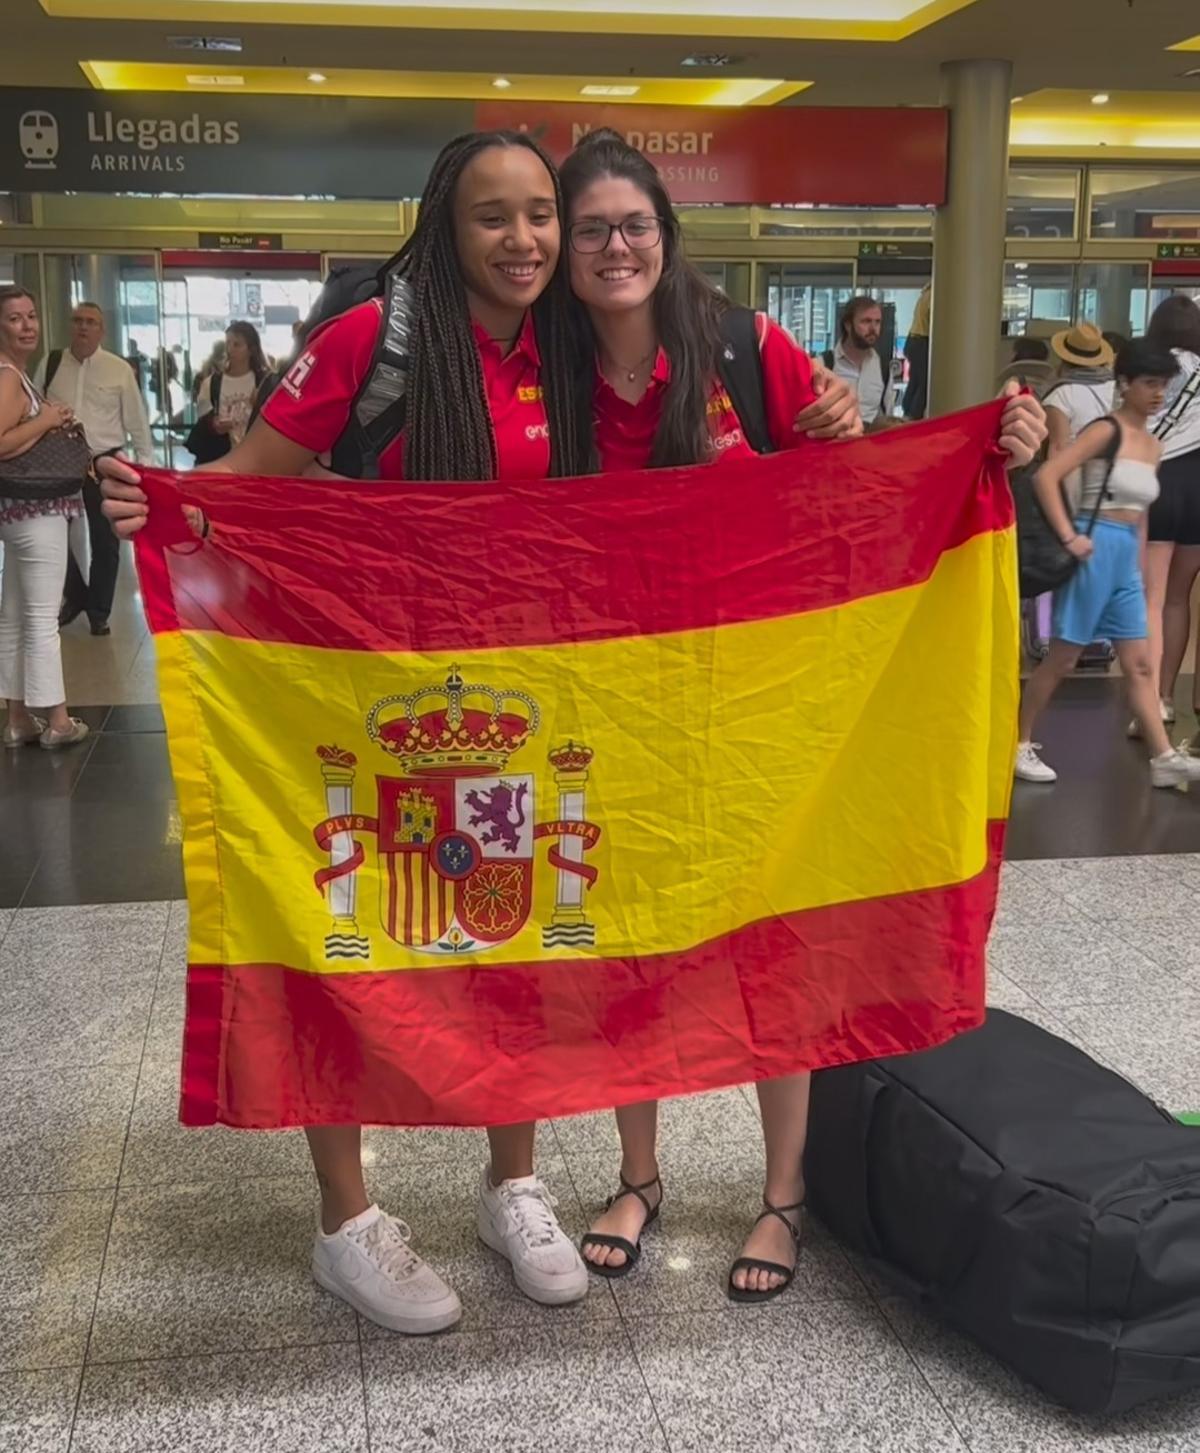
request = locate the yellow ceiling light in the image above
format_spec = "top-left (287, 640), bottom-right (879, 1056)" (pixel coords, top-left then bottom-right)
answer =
top-left (1010, 89), bottom-right (1200, 158)
top-left (80, 60), bottom-right (809, 106)
top-left (46, 0), bottom-right (979, 41)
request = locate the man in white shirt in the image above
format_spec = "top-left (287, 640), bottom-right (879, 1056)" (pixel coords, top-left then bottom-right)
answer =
top-left (37, 301), bottom-right (154, 635)
top-left (831, 296), bottom-right (895, 429)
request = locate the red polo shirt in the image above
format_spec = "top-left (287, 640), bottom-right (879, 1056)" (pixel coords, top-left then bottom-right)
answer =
top-left (593, 314), bottom-right (818, 473)
top-left (262, 300), bottom-right (551, 480)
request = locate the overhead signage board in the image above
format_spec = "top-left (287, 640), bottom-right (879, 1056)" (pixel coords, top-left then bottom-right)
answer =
top-left (0, 90), bottom-right (948, 208)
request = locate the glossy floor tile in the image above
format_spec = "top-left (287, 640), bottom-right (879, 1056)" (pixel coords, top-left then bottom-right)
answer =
top-left (2, 584), bottom-right (1200, 1449)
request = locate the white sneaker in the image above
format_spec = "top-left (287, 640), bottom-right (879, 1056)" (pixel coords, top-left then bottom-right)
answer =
top-left (1127, 717), bottom-right (1142, 740)
top-left (1163, 699), bottom-right (1177, 726)
top-left (1014, 742), bottom-right (1057, 783)
top-left (312, 1204), bottom-right (462, 1335)
top-left (477, 1169), bottom-right (588, 1305)
top-left (1149, 749), bottom-right (1200, 790)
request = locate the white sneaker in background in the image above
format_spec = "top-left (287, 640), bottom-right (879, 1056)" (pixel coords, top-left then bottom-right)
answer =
top-left (1149, 749), bottom-right (1200, 790)
top-left (1127, 717), bottom-right (1142, 739)
top-left (312, 1204), bottom-right (462, 1334)
top-left (477, 1169), bottom-right (588, 1305)
top-left (1163, 699), bottom-right (1177, 725)
top-left (1014, 742), bottom-right (1058, 783)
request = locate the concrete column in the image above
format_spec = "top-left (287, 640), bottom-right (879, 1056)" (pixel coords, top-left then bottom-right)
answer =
top-left (930, 59), bottom-right (1012, 415)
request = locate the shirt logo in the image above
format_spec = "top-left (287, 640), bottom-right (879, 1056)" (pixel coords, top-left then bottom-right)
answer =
top-left (525, 422), bottom-right (550, 441)
top-left (518, 386), bottom-right (544, 403)
top-left (281, 350), bottom-right (316, 400)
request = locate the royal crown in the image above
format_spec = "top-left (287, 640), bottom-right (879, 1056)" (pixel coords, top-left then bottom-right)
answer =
top-left (548, 740), bottom-right (594, 773)
top-left (366, 666), bottom-right (540, 778)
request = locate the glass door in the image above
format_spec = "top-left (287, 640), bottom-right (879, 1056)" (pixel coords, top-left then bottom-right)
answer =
top-left (757, 262), bottom-right (855, 358)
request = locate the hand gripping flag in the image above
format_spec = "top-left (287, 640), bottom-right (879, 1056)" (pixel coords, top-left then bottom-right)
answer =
top-left (134, 400), bottom-right (1018, 1129)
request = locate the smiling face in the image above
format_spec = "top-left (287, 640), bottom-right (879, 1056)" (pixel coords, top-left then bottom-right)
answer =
top-left (567, 175), bottom-right (664, 317)
top-left (451, 144), bottom-right (561, 322)
top-left (0, 293), bottom-right (39, 360)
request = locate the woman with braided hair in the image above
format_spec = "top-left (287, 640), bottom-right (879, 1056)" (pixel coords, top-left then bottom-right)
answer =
top-left (97, 127), bottom-right (860, 1336)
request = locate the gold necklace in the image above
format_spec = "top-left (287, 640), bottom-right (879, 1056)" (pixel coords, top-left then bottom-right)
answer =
top-left (604, 348), bottom-right (656, 384)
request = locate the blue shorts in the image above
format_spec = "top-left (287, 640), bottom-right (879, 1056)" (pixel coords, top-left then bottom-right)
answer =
top-left (1051, 517), bottom-right (1146, 646)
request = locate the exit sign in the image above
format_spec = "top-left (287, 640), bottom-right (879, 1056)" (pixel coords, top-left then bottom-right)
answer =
top-left (1157, 243), bottom-right (1200, 260)
top-left (198, 232), bottom-right (283, 251)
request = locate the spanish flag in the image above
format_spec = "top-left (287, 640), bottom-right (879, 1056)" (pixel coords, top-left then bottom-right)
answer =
top-left (136, 400), bottom-right (1017, 1130)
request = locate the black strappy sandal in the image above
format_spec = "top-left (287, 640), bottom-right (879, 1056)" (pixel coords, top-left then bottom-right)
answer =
top-left (579, 1173), bottom-right (662, 1280)
top-left (726, 1197), bottom-right (806, 1304)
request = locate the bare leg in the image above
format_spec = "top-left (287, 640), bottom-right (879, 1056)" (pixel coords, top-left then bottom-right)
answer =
top-left (1159, 547), bottom-right (1200, 708)
top-left (1116, 640), bottom-right (1172, 759)
top-left (581, 1101), bottom-right (661, 1271)
top-left (487, 1122), bottom-right (537, 1183)
top-left (732, 1074), bottom-right (811, 1295)
top-left (306, 1125), bottom-right (369, 1235)
top-left (1144, 541), bottom-right (1175, 699)
top-left (1018, 640), bottom-right (1083, 743)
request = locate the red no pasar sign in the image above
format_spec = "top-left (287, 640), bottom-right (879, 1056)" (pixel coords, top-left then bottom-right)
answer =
top-left (473, 101), bottom-right (948, 207)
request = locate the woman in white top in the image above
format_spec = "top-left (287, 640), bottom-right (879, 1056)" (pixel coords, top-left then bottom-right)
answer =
top-left (192, 320), bottom-right (270, 458)
top-left (0, 286), bottom-right (90, 749)
top-left (1143, 295), bottom-right (1200, 743)
top-left (1016, 338), bottom-right (1200, 790)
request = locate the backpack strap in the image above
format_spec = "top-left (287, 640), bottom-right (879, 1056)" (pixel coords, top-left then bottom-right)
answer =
top-left (329, 270), bottom-right (414, 480)
top-left (43, 349), bottom-right (63, 394)
top-left (1153, 362), bottom-right (1200, 444)
top-left (716, 308), bottom-right (773, 457)
top-left (1076, 415), bottom-right (1123, 538)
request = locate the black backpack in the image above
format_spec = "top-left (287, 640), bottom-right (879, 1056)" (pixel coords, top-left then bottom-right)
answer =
top-left (251, 263), bottom-right (413, 480)
top-left (715, 307), bottom-right (772, 455)
top-left (1013, 414), bottom-right (1122, 599)
top-left (806, 1009), bottom-right (1200, 1416)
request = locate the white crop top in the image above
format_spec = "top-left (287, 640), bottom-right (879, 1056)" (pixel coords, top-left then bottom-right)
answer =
top-left (1078, 455), bottom-right (1159, 514)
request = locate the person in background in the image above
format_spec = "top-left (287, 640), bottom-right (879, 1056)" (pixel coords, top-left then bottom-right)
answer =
top-left (1141, 296), bottom-right (1200, 740)
top-left (0, 286), bottom-right (89, 750)
top-left (189, 321), bottom-right (270, 461)
top-left (830, 296), bottom-right (894, 429)
top-left (1103, 330), bottom-right (1130, 358)
top-left (902, 281), bottom-right (931, 420)
top-left (996, 336), bottom-right (1058, 397)
top-left (191, 338), bottom-right (226, 404)
top-left (1015, 339), bottom-right (1200, 789)
top-left (37, 301), bottom-right (154, 637)
top-left (1042, 324), bottom-right (1116, 497)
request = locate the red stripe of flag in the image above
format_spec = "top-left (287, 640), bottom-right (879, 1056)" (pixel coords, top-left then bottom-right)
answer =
top-left (135, 402), bottom-right (1011, 654)
top-left (179, 824), bottom-right (1003, 1129)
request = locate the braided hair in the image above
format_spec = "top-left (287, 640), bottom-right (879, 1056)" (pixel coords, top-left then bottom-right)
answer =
top-left (381, 130), bottom-right (586, 481)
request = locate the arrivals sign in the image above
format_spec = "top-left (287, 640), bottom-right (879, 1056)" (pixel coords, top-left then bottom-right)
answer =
top-left (0, 89), bottom-right (458, 199)
top-left (0, 88), bottom-right (947, 206)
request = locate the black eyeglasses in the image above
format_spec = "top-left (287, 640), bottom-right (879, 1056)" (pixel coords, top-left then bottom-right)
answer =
top-left (569, 216), bottom-right (664, 254)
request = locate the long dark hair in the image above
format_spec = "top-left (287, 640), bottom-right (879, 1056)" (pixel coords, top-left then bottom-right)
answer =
top-left (1146, 294), bottom-right (1200, 355)
top-left (380, 129), bottom-right (583, 481)
top-left (226, 320), bottom-right (270, 384)
top-left (558, 129), bottom-right (729, 468)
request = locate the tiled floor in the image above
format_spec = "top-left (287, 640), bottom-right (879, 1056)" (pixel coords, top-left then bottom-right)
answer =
top-left (4, 562), bottom-right (1200, 1449)
top-left (1, 864), bottom-right (1200, 1453)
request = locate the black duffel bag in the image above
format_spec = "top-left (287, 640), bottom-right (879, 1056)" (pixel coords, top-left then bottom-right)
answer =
top-left (805, 1009), bottom-right (1200, 1415)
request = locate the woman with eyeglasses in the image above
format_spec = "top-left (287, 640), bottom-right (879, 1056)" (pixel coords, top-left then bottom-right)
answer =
top-left (559, 128), bottom-right (1047, 1306)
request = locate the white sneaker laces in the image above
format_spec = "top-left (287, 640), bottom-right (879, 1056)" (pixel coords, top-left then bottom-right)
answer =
top-left (502, 1180), bottom-right (563, 1249)
top-left (350, 1212), bottom-right (422, 1280)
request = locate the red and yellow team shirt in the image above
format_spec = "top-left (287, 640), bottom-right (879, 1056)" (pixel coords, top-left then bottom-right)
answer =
top-left (262, 300), bottom-right (551, 481)
top-left (593, 313), bottom-right (818, 473)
